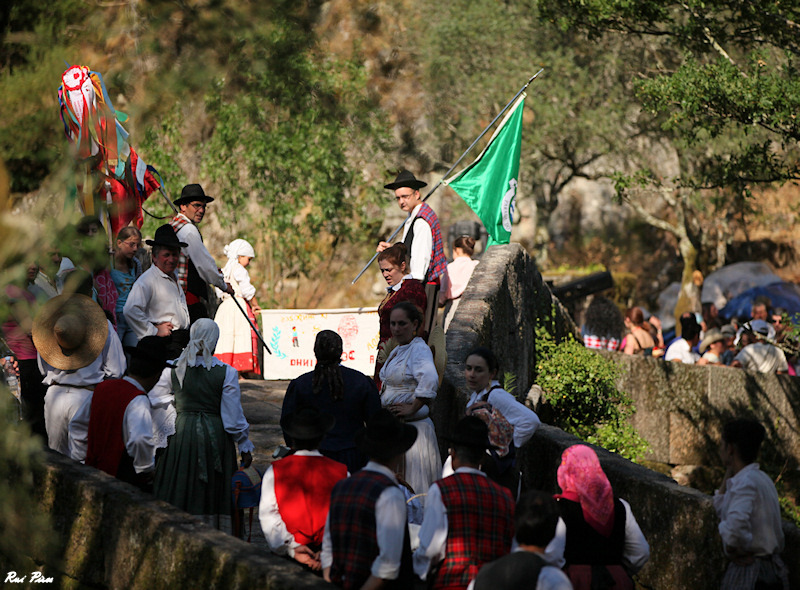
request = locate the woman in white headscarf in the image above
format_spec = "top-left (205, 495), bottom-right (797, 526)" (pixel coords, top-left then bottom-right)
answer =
top-left (154, 319), bottom-right (254, 533)
top-left (213, 238), bottom-right (261, 378)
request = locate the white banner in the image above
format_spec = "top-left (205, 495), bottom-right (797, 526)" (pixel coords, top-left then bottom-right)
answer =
top-left (258, 307), bottom-right (380, 380)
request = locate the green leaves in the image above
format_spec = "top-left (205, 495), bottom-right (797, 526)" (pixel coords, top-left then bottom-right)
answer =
top-left (536, 326), bottom-right (650, 461)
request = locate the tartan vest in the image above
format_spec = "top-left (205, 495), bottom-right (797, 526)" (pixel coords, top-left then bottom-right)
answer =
top-left (86, 379), bottom-right (144, 479)
top-left (558, 497), bottom-right (627, 566)
top-left (272, 454), bottom-right (347, 548)
top-left (404, 203), bottom-right (447, 283)
top-left (433, 472), bottom-right (515, 590)
top-left (170, 214), bottom-right (207, 301)
top-left (329, 470), bottom-right (412, 589)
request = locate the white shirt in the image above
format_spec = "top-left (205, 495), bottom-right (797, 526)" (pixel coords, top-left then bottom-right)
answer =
top-left (664, 338), bottom-right (700, 364)
top-left (550, 498), bottom-right (650, 574)
top-left (67, 376), bottom-right (156, 474)
top-left (123, 264), bottom-right (190, 340)
top-left (38, 319), bottom-right (126, 386)
top-left (734, 343), bottom-right (788, 373)
top-left (173, 215), bottom-right (228, 291)
top-left (146, 356), bottom-right (254, 454)
top-left (259, 450), bottom-right (348, 558)
top-left (466, 381), bottom-right (541, 449)
top-left (414, 466), bottom-right (490, 580)
top-left (321, 461), bottom-right (408, 580)
top-left (401, 204), bottom-right (433, 282)
top-left (380, 337), bottom-right (439, 401)
top-left (221, 260), bottom-right (256, 300)
top-left (713, 463), bottom-right (784, 557)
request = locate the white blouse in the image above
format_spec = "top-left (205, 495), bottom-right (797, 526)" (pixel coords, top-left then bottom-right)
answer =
top-left (147, 357), bottom-right (254, 454)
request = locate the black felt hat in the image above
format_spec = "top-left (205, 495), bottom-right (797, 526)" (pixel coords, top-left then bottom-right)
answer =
top-left (445, 416), bottom-right (492, 449)
top-left (281, 407), bottom-right (336, 441)
top-left (384, 170), bottom-right (427, 191)
top-left (124, 336), bottom-right (169, 370)
top-left (145, 224), bottom-right (188, 249)
top-left (173, 183), bottom-right (215, 206)
top-left (356, 409), bottom-right (417, 459)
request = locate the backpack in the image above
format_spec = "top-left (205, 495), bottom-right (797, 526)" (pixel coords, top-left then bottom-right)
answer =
top-left (467, 385), bottom-right (515, 458)
top-left (232, 465), bottom-right (264, 542)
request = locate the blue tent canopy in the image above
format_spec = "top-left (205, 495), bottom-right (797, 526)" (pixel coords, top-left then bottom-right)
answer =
top-left (719, 282), bottom-right (800, 321)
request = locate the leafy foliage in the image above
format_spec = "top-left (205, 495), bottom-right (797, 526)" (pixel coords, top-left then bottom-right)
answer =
top-left (538, 0), bottom-right (800, 279)
top-left (535, 326), bottom-right (650, 462)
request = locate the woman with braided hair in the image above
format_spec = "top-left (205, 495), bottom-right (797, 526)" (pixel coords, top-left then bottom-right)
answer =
top-left (281, 330), bottom-right (381, 472)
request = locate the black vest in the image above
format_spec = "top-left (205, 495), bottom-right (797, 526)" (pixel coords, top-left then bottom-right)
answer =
top-left (558, 497), bottom-right (627, 565)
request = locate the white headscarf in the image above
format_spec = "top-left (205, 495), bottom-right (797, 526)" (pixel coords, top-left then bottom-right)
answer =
top-left (222, 238), bottom-right (256, 277)
top-left (224, 239), bottom-right (255, 261)
top-left (173, 319), bottom-right (220, 387)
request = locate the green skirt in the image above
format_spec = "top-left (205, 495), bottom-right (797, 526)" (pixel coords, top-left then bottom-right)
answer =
top-left (154, 410), bottom-right (237, 529)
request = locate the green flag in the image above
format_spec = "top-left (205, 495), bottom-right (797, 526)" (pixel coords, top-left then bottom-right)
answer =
top-left (444, 94), bottom-right (525, 247)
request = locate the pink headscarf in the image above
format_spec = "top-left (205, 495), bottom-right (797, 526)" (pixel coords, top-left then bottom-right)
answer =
top-left (556, 445), bottom-right (615, 537)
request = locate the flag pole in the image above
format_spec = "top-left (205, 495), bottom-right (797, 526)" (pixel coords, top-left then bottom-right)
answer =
top-left (351, 69), bottom-right (544, 285)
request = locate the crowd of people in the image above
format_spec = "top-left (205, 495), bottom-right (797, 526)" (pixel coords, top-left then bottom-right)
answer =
top-left (1, 170), bottom-right (791, 590)
top-left (583, 295), bottom-right (795, 375)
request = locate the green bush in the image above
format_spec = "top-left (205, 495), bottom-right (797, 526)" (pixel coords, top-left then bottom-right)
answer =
top-left (536, 326), bottom-right (650, 462)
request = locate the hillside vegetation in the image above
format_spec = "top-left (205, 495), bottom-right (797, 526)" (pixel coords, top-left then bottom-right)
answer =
top-left (2, 0), bottom-right (800, 307)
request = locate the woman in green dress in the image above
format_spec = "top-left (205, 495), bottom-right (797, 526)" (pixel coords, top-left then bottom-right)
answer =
top-left (154, 319), bottom-right (253, 533)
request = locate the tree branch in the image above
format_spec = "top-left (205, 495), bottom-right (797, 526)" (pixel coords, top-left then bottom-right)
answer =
top-left (621, 188), bottom-right (681, 236)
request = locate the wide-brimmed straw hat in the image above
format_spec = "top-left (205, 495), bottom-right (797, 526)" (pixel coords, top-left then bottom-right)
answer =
top-left (699, 328), bottom-right (725, 354)
top-left (356, 408), bottom-right (417, 459)
top-left (173, 183), bottom-right (214, 206)
top-left (384, 170), bottom-right (427, 191)
top-left (145, 224), bottom-right (187, 249)
top-left (445, 416), bottom-right (492, 449)
top-left (32, 294), bottom-right (108, 371)
top-left (281, 407), bottom-right (336, 441)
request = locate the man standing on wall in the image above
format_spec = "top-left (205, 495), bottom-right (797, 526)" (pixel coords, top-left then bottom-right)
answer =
top-left (377, 170), bottom-right (448, 333)
top-left (170, 184), bottom-right (234, 323)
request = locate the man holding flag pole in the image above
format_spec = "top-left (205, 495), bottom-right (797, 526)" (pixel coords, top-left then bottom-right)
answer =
top-left (377, 170), bottom-right (448, 333)
top-left (353, 70), bottom-right (541, 290)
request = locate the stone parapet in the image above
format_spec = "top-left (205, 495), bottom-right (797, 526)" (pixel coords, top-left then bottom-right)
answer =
top-left (33, 452), bottom-right (329, 589)
top-left (604, 352), bottom-right (800, 467)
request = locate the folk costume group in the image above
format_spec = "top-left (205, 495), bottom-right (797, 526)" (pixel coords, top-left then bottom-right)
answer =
top-left (18, 171), bottom-right (789, 590)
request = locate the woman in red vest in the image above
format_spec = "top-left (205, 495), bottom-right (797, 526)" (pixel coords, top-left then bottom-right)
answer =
top-left (374, 243), bottom-right (427, 386)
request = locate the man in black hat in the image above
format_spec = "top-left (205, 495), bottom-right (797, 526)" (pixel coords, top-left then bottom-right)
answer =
top-left (377, 171), bottom-right (448, 319)
top-left (414, 416), bottom-right (515, 588)
top-left (259, 407), bottom-right (348, 571)
top-left (169, 183), bottom-right (234, 323)
top-left (378, 171), bottom-right (448, 285)
top-left (322, 408), bottom-right (417, 589)
top-left (123, 224), bottom-right (191, 359)
top-left (68, 336), bottom-right (168, 491)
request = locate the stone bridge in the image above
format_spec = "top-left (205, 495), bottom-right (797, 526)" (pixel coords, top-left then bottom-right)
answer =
top-left (23, 244), bottom-right (800, 589)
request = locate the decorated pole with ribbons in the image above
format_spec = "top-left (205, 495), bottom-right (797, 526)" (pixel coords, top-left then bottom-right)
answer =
top-left (351, 69), bottom-right (543, 284)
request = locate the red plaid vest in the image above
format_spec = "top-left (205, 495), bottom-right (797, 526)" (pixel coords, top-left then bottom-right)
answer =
top-left (272, 454), bottom-right (347, 548)
top-left (329, 470), bottom-right (410, 589)
top-left (170, 214), bottom-right (206, 303)
top-left (433, 472), bottom-right (515, 590)
top-left (169, 214), bottom-right (191, 291)
top-left (404, 202), bottom-right (448, 283)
